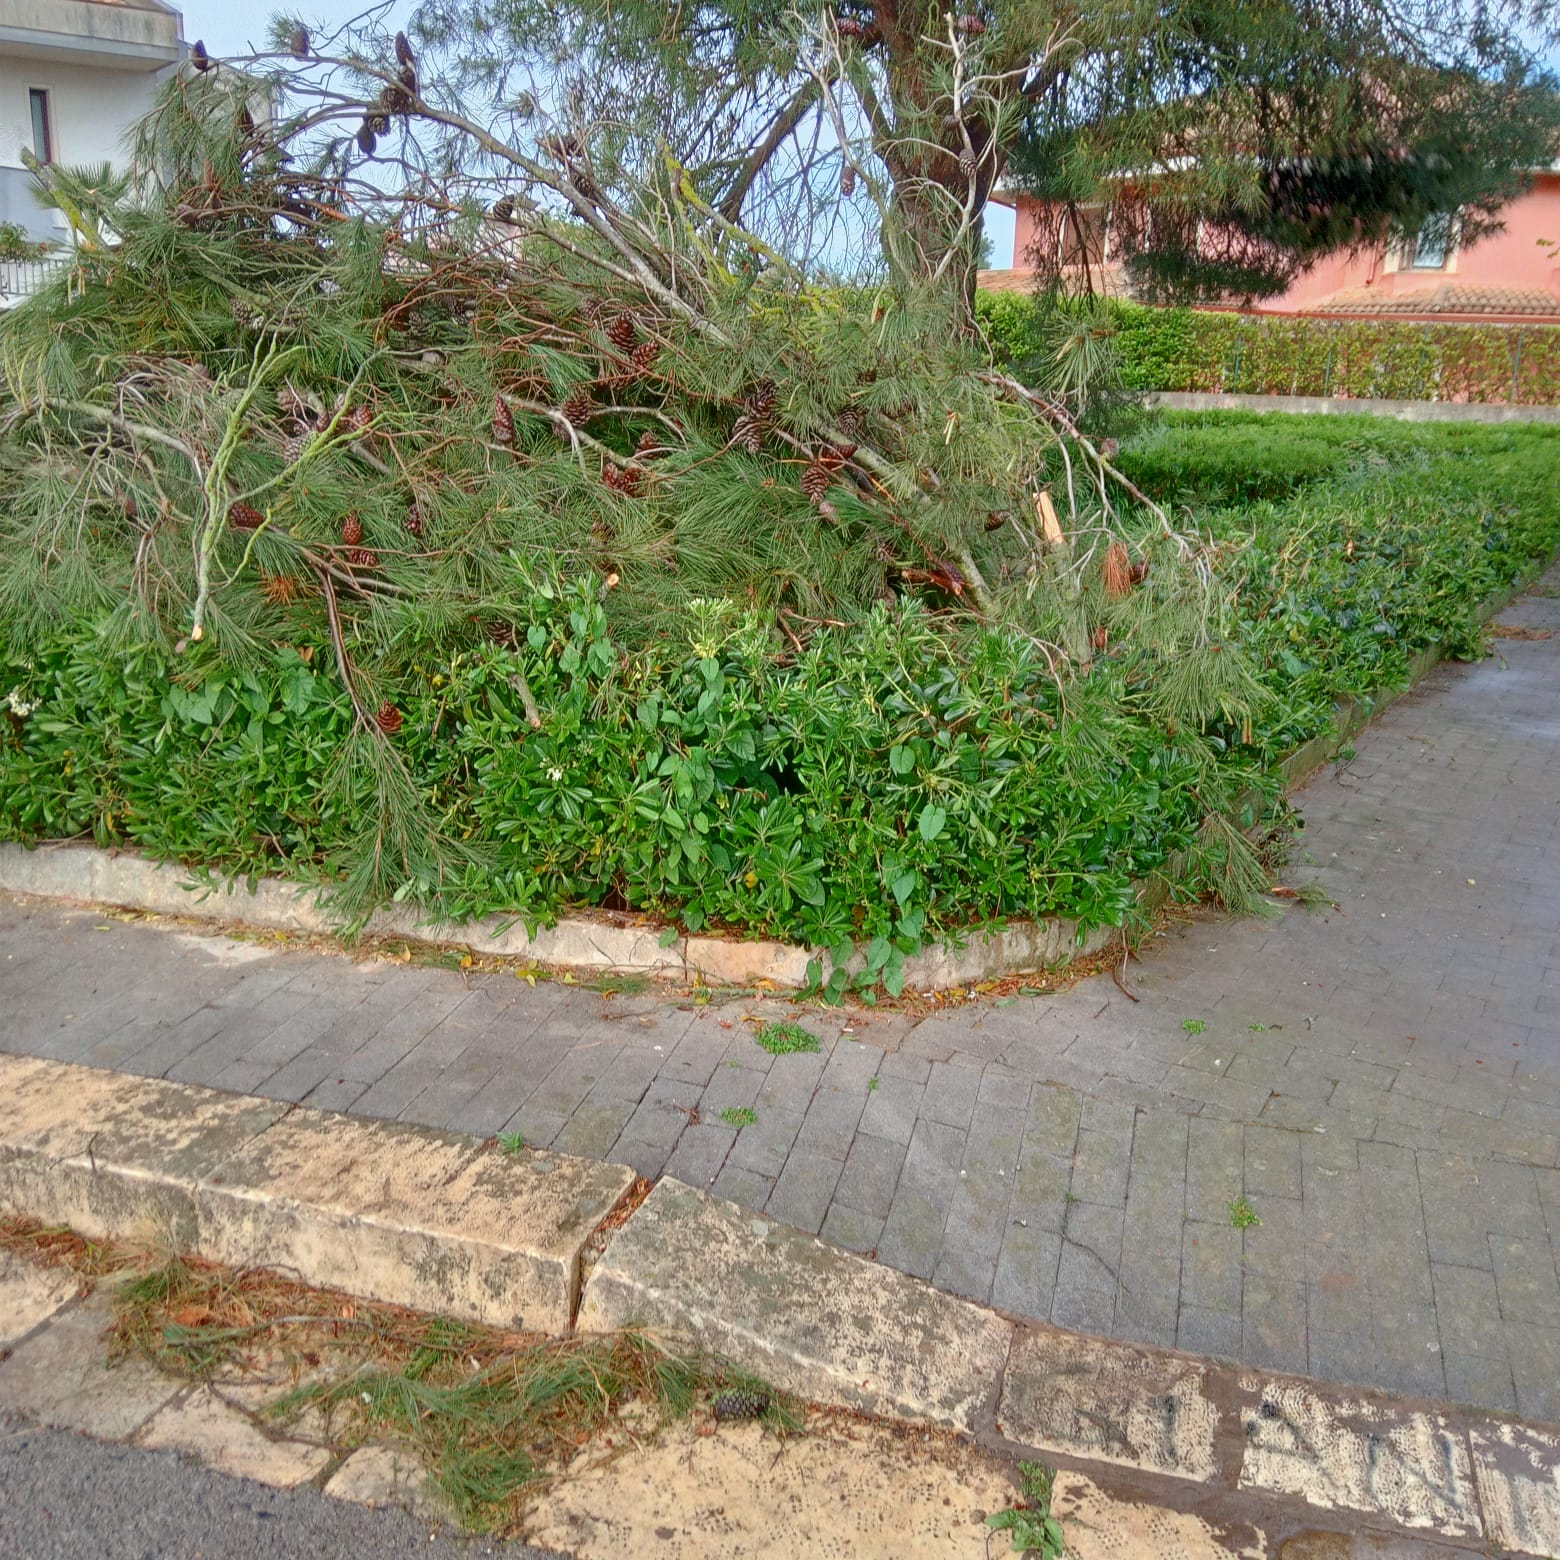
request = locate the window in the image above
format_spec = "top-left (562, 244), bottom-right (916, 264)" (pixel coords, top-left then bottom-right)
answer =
top-left (1406, 212), bottom-right (1453, 270)
top-left (28, 89), bottom-right (52, 164)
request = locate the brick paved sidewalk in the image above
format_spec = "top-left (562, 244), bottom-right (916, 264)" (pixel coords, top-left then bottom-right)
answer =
top-left (4, 569), bottom-right (1558, 1420)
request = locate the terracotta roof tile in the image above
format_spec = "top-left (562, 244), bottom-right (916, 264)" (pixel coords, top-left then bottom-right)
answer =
top-left (1311, 282), bottom-right (1560, 317)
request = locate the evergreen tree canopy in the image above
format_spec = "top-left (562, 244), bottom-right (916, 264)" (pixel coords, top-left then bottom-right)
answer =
top-left (399, 0), bottom-right (1559, 301)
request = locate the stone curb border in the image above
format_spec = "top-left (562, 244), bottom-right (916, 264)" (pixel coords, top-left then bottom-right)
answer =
top-left (0, 560), bottom-right (1548, 992)
top-left (1151, 390), bottom-right (1560, 425)
top-left (3, 1054), bottom-right (1559, 1556)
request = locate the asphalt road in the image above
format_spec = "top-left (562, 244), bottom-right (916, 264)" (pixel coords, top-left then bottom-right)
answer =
top-left (0, 1413), bottom-right (569, 1560)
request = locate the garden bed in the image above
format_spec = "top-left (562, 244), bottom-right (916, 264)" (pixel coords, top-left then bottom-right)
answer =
top-left (4, 413), bottom-right (1559, 995)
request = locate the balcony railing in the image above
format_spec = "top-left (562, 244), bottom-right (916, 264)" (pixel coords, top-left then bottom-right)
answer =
top-left (0, 252), bottom-right (70, 307)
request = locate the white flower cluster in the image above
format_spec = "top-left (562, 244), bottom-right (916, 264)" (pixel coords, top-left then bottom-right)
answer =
top-left (4, 686), bottom-right (38, 718)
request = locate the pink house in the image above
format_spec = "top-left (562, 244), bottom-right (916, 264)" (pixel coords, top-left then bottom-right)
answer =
top-left (983, 167), bottom-right (1560, 322)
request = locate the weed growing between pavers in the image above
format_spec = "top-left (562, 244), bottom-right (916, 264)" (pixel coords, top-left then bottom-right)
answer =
top-left (4, 1225), bottom-right (801, 1536)
top-left (719, 1106), bottom-right (758, 1129)
top-left (496, 1132), bottom-right (526, 1155)
top-left (1229, 1196), bottom-right (1262, 1230)
top-left (987, 1459), bottom-right (1065, 1556)
top-left (1183, 1018), bottom-right (1208, 1035)
top-left (752, 1020), bottom-right (822, 1056)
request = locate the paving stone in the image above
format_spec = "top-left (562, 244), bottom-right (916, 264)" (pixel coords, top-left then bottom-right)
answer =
top-left (1175, 1304), bottom-right (1242, 1361)
top-left (1489, 1232), bottom-right (1560, 1328)
top-left (0, 1300), bottom-right (177, 1438)
top-left (832, 1133), bottom-right (906, 1221)
top-left (726, 1105), bottom-right (803, 1177)
top-left (794, 1087), bottom-right (868, 1160)
top-left (819, 1203), bottom-right (884, 1256)
top-left (0, 1249), bottom-right (76, 1348)
top-left (139, 1386), bottom-right (332, 1488)
top-left (919, 1060), bottom-right (983, 1130)
top-left (1241, 1274), bottom-right (1309, 1375)
top-left (550, 1096), bottom-right (638, 1159)
top-left (1181, 1224), bottom-right (1243, 1314)
top-left (765, 1154), bottom-right (843, 1235)
top-left (710, 1164), bottom-right (774, 1212)
top-left (990, 1223), bottom-right (1062, 1318)
top-left (661, 1122), bottom-right (737, 1188)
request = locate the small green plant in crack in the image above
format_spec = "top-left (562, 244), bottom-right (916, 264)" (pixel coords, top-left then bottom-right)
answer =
top-left (1292, 881), bottom-right (1336, 910)
top-left (719, 1106), bottom-right (757, 1129)
top-left (496, 1132), bottom-right (526, 1156)
top-left (1229, 1195), bottom-right (1261, 1230)
top-left (987, 1459), bottom-right (1064, 1556)
top-left (1248, 1023), bottom-right (1267, 1032)
top-left (868, 1077), bottom-right (880, 1092)
top-left (753, 1020), bottom-right (821, 1056)
top-left (1182, 1018), bottom-right (1208, 1035)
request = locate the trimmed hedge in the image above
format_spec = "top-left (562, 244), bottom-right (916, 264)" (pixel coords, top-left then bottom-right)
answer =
top-left (6, 416), bottom-right (1559, 989)
top-left (976, 293), bottom-right (1560, 405)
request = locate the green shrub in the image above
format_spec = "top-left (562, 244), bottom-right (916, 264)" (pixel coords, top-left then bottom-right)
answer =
top-left (5, 417), bottom-right (1559, 977)
top-left (979, 292), bottom-right (1560, 405)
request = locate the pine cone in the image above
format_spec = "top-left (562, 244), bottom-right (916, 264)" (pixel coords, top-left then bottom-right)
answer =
top-left (289, 24), bottom-right (310, 58)
top-left (636, 429), bottom-right (667, 459)
top-left (342, 513), bottom-right (364, 546)
top-left (603, 463), bottom-right (646, 497)
top-left (492, 393), bottom-right (515, 446)
top-left (348, 403), bottom-right (374, 432)
top-left (800, 461), bottom-right (831, 507)
top-left (746, 380), bottom-right (778, 419)
top-left (955, 14), bottom-right (987, 35)
top-left (190, 38), bottom-right (211, 72)
top-left (490, 194), bottom-right (514, 222)
top-left (607, 312), bottom-right (638, 350)
top-left (731, 413), bottom-right (763, 455)
top-left (404, 502), bottom-right (425, 537)
top-left (840, 164), bottom-right (857, 197)
top-left (228, 503), bottom-right (265, 530)
top-left (347, 547), bottom-right (379, 569)
top-left (379, 83), bottom-right (411, 116)
top-left (958, 150), bottom-right (978, 179)
top-left (280, 430), bottom-right (311, 465)
top-left (394, 30), bottom-right (416, 68)
top-left (560, 387), bottom-right (592, 426)
top-left (278, 383), bottom-right (312, 423)
top-left (837, 16), bottom-right (867, 37)
top-left (711, 1388), bottom-right (770, 1422)
top-left (984, 510), bottom-right (1007, 532)
top-left (356, 121), bottom-right (378, 156)
top-left (630, 339), bottom-right (660, 374)
top-left (836, 406), bottom-right (865, 441)
top-left (375, 700), bottom-right (403, 736)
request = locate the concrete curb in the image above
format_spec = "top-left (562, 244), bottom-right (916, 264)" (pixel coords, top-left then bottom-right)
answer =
top-left (577, 1176), bottom-right (1014, 1434)
top-left (0, 564), bottom-right (1548, 991)
top-left (4, 1054), bottom-right (1560, 1553)
top-left (0, 840), bottom-right (1119, 991)
top-left (1151, 390), bottom-right (1560, 424)
top-left (0, 1053), bottom-right (633, 1334)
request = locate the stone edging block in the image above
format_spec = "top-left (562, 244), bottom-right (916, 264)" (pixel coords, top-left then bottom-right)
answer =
top-left (0, 1053), bottom-right (632, 1334)
top-left (576, 1176), bottom-right (1013, 1433)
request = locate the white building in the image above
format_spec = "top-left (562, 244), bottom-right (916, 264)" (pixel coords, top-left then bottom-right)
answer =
top-left (0, 0), bottom-right (183, 247)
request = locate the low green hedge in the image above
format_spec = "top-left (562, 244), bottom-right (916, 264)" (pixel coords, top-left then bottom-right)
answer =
top-left (977, 293), bottom-right (1560, 405)
top-left (4, 416), bottom-right (1558, 990)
